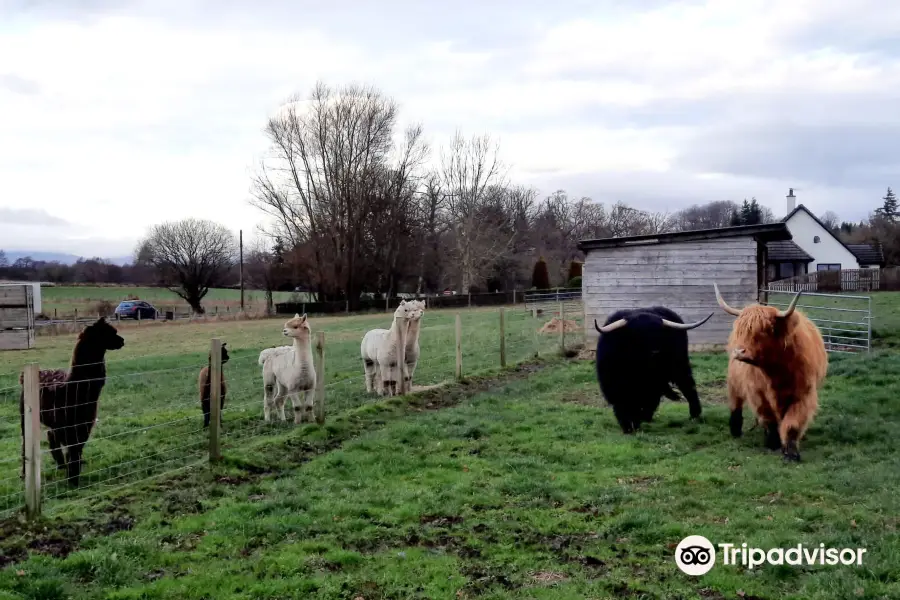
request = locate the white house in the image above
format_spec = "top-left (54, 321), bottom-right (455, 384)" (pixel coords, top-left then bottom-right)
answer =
top-left (765, 189), bottom-right (884, 281)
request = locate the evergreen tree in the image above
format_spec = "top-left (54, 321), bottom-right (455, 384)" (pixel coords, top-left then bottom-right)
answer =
top-left (729, 210), bottom-right (742, 226)
top-left (567, 260), bottom-right (582, 281)
top-left (876, 187), bottom-right (898, 222)
top-left (0, 249), bottom-right (7, 268)
top-left (531, 256), bottom-right (551, 290)
top-left (272, 236), bottom-right (286, 265)
top-left (739, 199), bottom-right (752, 225)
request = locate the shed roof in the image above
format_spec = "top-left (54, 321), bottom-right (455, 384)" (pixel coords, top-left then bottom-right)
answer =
top-left (766, 240), bottom-right (814, 263)
top-left (846, 244), bottom-right (884, 266)
top-left (577, 222), bottom-right (791, 252)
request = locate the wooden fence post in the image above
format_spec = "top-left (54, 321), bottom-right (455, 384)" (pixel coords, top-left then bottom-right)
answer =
top-left (209, 338), bottom-right (222, 462)
top-left (137, 310), bottom-right (142, 325)
top-left (559, 302), bottom-right (566, 355)
top-left (345, 300), bottom-right (349, 314)
top-left (396, 316), bottom-right (408, 394)
top-left (23, 363), bottom-right (42, 520)
top-left (315, 331), bottom-right (326, 424)
top-left (512, 289), bottom-right (516, 305)
top-left (73, 308), bottom-right (78, 329)
top-left (468, 293), bottom-right (471, 308)
top-left (455, 313), bottom-right (462, 380)
top-left (499, 308), bottom-right (506, 368)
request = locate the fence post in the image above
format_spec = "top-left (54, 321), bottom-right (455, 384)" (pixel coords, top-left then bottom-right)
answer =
top-left (468, 293), bottom-right (471, 308)
top-left (455, 313), bottom-right (462, 380)
top-left (315, 331), bottom-right (326, 424)
top-left (396, 316), bottom-right (408, 394)
top-left (499, 308), bottom-right (506, 368)
top-left (138, 310), bottom-right (142, 325)
top-left (73, 308), bottom-right (78, 329)
top-left (209, 338), bottom-right (222, 462)
top-left (559, 302), bottom-right (566, 355)
top-left (23, 363), bottom-right (42, 520)
top-left (302, 303), bottom-right (306, 316)
top-left (345, 300), bottom-right (349, 314)
top-left (512, 289), bottom-right (516, 305)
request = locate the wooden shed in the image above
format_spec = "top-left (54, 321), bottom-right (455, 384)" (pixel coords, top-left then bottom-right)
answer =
top-left (0, 284), bottom-right (36, 351)
top-left (577, 223), bottom-right (792, 349)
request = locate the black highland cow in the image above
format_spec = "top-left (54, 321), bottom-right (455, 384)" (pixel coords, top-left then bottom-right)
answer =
top-left (594, 306), bottom-right (713, 433)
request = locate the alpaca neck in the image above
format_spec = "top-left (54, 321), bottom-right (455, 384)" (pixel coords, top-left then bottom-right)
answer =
top-left (407, 319), bottom-right (421, 343)
top-left (68, 341), bottom-right (108, 383)
top-left (292, 335), bottom-right (311, 357)
top-left (389, 315), bottom-right (405, 339)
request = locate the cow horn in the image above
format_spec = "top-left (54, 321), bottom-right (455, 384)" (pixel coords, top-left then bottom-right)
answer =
top-left (776, 291), bottom-right (802, 318)
top-left (661, 312), bottom-right (714, 330)
top-left (596, 318), bottom-right (628, 333)
top-left (713, 283), bottom-right (742, 317)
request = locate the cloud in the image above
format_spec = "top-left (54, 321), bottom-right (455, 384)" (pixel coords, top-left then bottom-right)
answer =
top-left (0, 207), bottom-right (69, 226)
top-left (0, 0), bottom-right (898, 259)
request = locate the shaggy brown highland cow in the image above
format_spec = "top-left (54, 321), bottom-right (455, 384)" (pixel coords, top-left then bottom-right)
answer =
top-left (19, 317), bottom-right (125, 487)
top-left (713, 284), bottom-right (828, 462)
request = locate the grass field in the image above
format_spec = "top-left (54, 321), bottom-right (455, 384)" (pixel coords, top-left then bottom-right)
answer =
top-left (0, 306), bottom-right (573, 519)
top-left (0, 300), bottom-right (898, 599)
top-left (37, 286), bottom-right (303, 318)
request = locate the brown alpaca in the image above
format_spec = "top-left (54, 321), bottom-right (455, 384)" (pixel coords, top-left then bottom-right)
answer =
top-left (199, 342), bottom-right (229, 428)
top-left (19, 318), bottom-right (125, 487)
top-left (713, 284), bottom-right (828, 462)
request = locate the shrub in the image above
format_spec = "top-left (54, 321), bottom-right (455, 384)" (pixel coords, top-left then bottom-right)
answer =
top-left (567, 261), bottom-right (583, 281)
top-left (531, 257), bottom-right (551, 290)
top-left (567, 276), bottom-right (582, 289)
top-left (92, 300), bottom-right (116, 317)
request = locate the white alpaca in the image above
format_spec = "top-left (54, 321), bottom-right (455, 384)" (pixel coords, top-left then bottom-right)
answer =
top-left (403, 300), bottom-right (426, 390)
top-left (261, 313), bottom-right (317, 424)
top-left (361, 300), bottom-right (416, 396)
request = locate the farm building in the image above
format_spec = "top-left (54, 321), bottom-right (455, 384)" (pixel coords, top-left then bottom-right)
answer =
top-left (577, 222), bottom-right (792, 349)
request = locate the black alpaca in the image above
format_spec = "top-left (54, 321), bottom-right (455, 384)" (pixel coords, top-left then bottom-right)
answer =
top-left (19, 318), bottom-right (125, 487)
top-left (199, 342), bottom-right (229, 428)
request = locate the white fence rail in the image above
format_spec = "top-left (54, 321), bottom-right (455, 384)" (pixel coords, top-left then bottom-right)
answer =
top-left (761, 289), bottom-right (872, 354)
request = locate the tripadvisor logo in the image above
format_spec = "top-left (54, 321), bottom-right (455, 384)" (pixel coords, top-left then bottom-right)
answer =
top-left (674, 536), bottom-right (868, 575)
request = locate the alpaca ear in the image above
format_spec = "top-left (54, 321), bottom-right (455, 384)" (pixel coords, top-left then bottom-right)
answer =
top-left (300, 313), bottom-right (307, 321)
top-left (294, 313), bottom-right (300, 319)
top-left (400, 300), bottom-right (406, 305)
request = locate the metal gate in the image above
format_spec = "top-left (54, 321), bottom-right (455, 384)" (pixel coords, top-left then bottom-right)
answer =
top-left (761, 289), bottom-right (871, 354)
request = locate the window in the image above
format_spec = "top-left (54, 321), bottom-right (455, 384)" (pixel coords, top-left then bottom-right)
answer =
top-left (813, 236), bottom-right (821, 243)
top-left (779, 263), bottom-right (795, 278)
top-left (817, 264), bottom-right (841, 271)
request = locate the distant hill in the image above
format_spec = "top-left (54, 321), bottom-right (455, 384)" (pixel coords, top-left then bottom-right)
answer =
top-left (2, 250), bottom-right (133, 266)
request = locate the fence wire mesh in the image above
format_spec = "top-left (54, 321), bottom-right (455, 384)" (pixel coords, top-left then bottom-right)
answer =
top-left (0, 305), bottom-right (586, 519)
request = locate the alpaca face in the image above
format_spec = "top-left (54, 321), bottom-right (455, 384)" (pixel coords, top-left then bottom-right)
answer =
top-left (283, 313), bottom-right (310, 339)
top-left (408, 300), bottom-right (425, 321)
top-left (85, 317), bottom-right (125, 350)
top-left (393, 301), bottom-right (416, 320)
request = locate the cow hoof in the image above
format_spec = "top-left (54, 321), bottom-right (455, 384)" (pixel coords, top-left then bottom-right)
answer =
top-left (782, 451), bottom-right (801, 463)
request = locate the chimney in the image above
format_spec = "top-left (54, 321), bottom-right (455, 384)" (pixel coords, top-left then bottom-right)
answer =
top-left (786, 188), bottom-right (796, 214)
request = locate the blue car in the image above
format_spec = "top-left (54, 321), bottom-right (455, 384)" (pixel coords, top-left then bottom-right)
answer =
top-left (114, 300), bottom-right (158, 320)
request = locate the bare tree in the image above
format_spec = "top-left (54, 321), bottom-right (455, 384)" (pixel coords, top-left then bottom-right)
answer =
top-left (249, 80), bottom-right (428, 308)
top-left (819, 210), bottom-right (841, 231)
top-left (136, 218), bottom-right (236, 314)
top-left (439, 130), bottom-right (515, 293)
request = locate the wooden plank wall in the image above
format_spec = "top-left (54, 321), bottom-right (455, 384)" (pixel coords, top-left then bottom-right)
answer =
top-left (583, 237), bottom-right (758, 348)
top-left (0, 284), bottom-right (35, 350)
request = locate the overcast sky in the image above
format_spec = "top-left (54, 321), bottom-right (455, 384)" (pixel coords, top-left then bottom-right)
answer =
top-left (2, 0), bottom-right (899, 259)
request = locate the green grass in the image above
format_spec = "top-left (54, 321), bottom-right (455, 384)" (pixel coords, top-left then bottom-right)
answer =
top-left (0, 307), bottom-right (572, 518)
top-left (0, 345), bottom-right (898, 598)
top-left (0, 302), bottom-right (898, 599)
top-left (38, 286), bottom-right (305, 318)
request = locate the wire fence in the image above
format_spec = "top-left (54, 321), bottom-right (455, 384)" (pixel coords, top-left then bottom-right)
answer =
top-left (0, 305), bottom-right (586, 520)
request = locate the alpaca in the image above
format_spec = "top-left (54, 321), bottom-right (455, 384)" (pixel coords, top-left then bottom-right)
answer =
top-left (403, 300), bottom-right (426, 390)
top-left (361, 300), bottom-right (417, 397)
top-left (19, 317), bottom-right (125, 487)
top-left (199, 342), bottom-right (230, 428)
top-left (261, 313), bottom-right (317, 424)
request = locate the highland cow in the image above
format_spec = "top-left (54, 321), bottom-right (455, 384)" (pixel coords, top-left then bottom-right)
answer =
top-left (713, 284), bottom-right (828, 462)
top-left (594, 306), bottom-right (713, 433)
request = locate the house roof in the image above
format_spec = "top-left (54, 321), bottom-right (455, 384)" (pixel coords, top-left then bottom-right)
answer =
top-left (846, 244), bottom-right (884, 266)
top-left (782, 203), bottom-right (862, 258)
top-left (577, 222), bottom-right (791, 252)
top-left (766, 240), bottom-right (814, 263)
